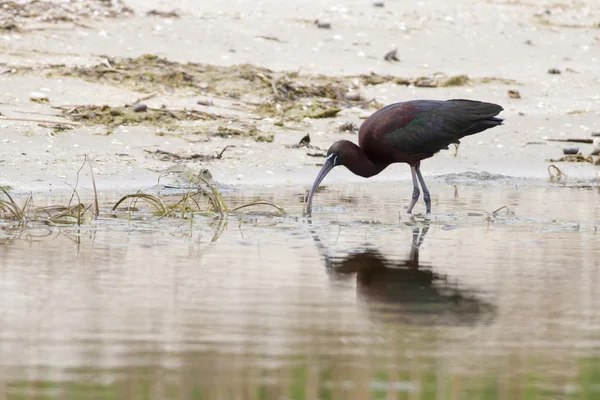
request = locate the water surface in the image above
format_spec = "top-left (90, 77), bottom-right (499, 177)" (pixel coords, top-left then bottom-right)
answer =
top-left (1, 182), bottom-right (599, 399)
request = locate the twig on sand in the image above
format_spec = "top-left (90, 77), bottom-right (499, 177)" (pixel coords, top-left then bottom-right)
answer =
top-left (547, 138), bottom-right (593, 144)
top-left (129, 92), bottom-right (157, 106)
top-left (144, 145), bottom-right (235, 161)
top-left (491, 205), bottom-right (511, 215)
top-left (0, 116), bottom-right (82, 126)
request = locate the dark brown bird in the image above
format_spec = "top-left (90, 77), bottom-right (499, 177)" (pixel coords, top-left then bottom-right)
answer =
top-left (305, 99), bottom-right (504, 215)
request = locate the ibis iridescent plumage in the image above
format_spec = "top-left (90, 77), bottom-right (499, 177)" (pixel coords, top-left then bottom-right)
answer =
top-left (305, 99), bottom-right (504, 215)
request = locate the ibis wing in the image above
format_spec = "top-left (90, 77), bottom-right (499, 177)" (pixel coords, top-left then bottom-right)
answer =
top-left (382, 100), bottom-right (503, 154)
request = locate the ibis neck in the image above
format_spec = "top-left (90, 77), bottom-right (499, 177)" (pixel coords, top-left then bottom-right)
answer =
top-left (343, 143), bottom-right (388, 178)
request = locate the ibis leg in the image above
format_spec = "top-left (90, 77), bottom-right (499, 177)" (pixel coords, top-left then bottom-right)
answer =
top-left (408, 222), bottom-right (429, 267)
top-left (415, 166), bottom-right (431, 214)
top-left (406, 166), bottom-right (420, 214)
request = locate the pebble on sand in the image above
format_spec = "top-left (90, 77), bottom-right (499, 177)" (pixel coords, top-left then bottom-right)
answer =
top-left (508, 90), bottom-right (521, 99)
top-left (315, 20), bottom-right (331, 29)
top-left (29, 92), bottom-right (49, 103)
top-left (133, 104), bottom-right (148, 112)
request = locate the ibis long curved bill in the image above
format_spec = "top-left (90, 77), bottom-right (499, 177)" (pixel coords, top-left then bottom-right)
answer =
top-left (305, 154), bottom-right (336, 216)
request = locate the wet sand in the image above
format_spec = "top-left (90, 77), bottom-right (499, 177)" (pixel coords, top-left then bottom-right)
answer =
top-left (1, 0), bottom-right (599, 194)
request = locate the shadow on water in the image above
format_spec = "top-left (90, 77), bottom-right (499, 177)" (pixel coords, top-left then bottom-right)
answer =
top-left (311, 221), bottom-right (496, 326)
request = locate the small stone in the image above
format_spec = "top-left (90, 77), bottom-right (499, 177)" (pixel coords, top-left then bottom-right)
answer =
top-left (133, 104), bottom-right (148, 112)
top-left (384, 48), bottom-right (399, 62)
top-left (508, 90), bottom-right (521, 99)
top-left (29, 92), bottom-right (49, 103)
top-left (197, 99), bottom-right (214, 106)
top-left (563, 148), bottom-right (579, 155)
top-left (315, 20), bottom-right (331, 29)
top-left (373, 0), bottom-right (385, 7)
top-left (548, 68), bottom-right (561, 74)
top-left (344, 92), bottom-right (362, 101)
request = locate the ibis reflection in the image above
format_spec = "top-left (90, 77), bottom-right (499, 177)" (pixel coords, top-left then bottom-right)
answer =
top-left (314, 222), bottom-right (495, 326)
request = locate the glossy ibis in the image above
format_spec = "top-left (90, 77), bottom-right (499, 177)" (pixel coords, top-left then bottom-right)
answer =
top-left (305, 99), bottom-right (503, 215)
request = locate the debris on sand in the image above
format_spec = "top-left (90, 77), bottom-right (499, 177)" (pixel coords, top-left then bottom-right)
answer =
top-left (298, 134), bottom-right (311, 147)
top-left (307, 107), bottom-right (341, 119)
top-left (286, 134), bottom-right (327, 157)
top-left (315, 20), bottom-right (331, 29)
top-left (0, 0), bottom-right (133, 30)
top-left (359, 72), bottom-right (511, 88)
top-left (0, 23), bottom-right (18, 32)
top-left (384, 49), bottom-right (399, 62)
top-left (0, 115), bottom-right (81, 127)
top-left (212, 125), bottom-right (273, 142)
top-left (534, 8), bottom-right (600, 30)
top-left (10, 55), bottom-right (519, 133)
top-left (295, 134), bottom-right (321, 149)
top-left (508, 90), bottom-right (521, 99)
top-left (32, 55), bottom-right (516, 102)
top-left (255, 35), bottom-right (283, 42)
top-left (146, 9), bottom-right (180, 18)
top-left (52, 103), bottom-right (274, 142)
top-left (548, 68), bottom-right (561, 75)
top-left (144, 146), bottom-right (234, 162)
top-left (549, 154), bottom-right (599, 164)
top-left (437, 75), bottom-right (470, 87)
top-left (547, 138), bottom-right (593, 144)
top-left (59, 105), bottom-right (218, 127)
top-left (339, 121), bottom-right (358, 133)
top-left (40, 55), bottom-right (366, 122)
top-left (197, 99), bottom-right (214, 106)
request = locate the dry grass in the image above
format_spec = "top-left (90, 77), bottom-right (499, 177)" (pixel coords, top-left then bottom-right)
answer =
top-left (0, 185), bottom-right (91, 226)
top-left (0, 157), bottom-right (284, 232)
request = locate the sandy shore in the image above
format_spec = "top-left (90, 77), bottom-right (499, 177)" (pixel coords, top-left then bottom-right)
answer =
top-left (1, 0), bottom-right (599, 194)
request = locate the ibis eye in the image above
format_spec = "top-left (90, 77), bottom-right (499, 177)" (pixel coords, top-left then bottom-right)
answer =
top-left (328, 153), bottom-right (338, 166)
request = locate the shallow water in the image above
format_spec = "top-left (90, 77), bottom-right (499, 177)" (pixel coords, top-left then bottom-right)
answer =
top-left (1, 182), bottom-right (599, 399)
